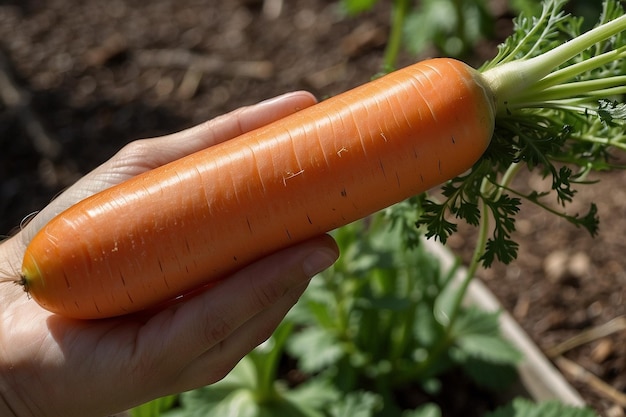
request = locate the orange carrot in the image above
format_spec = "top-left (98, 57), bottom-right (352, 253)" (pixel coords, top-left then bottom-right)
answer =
top-left (20, 58), bottom-right (495, 319)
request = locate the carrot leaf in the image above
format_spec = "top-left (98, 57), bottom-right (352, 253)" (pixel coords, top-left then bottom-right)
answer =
top-left (480, 195), bottom-right (521, 267)
top-left (598, 98), bottom-right (626, 125)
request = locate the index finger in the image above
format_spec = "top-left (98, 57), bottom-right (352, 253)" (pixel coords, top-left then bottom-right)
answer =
top-left (130, 90), bottom-right (318, 167)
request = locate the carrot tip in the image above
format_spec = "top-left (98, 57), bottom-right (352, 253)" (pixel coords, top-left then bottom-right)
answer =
top-left (0, 275), bottom-right (30, 295)
top-left (0, 260), bottom-right (27, 291)
top-left (18, 275), bottom-right (29, 293)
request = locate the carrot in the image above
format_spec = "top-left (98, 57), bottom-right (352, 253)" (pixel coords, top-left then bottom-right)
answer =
top-left (18, 7), bottom-right (626, 319)
top-left (20, 58), bottom-right (495, 319)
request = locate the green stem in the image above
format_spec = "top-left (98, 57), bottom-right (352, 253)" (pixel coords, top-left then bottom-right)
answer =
top-left (256, 367), bottom-right (278, 403)
top-left (253, 330), bottom-right (288, 403)
top-left (391, 274), bottom-right (417, 362)
top-left (445, 180), bottom-right (492, 326)
top-left (523, 45), bottom-right (626, 92)
top-left (453, 0), bottom-right (466, 56)
top-left (334, 289), bottom-right (350, 337)
top-left (382, 0), bottom-right (411, 73)
top-left (508, 87), bottom-right (626, 109)
top-left (575, 133), bottom-right (626, 150)
top-left (496, 7), bottom-right (548, 64)
top-left (482, 14), bottom-right (626, 111)
top-left (516, 76), bottom-right (626, 102)
top-left (497, 163), bottom-right (524, 200)
top-left (409, 181), bottom-right (493, 380)
top-left (497, 183), bottom-right (583, 221)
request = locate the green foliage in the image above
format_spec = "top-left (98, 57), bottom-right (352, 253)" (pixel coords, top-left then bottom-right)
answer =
top-left (160, 323), bottom-right (342, 417)
top-left (130, 395), bottom-right (177, 417)
top-left (417, 0), bottom-right (626, 267)
top-left (479, 194), bottom-right (521, 267)
top-left (598, 98), bottom-right (626, 125)
top-left (403, 0), bottom-right (494, 58)
top-left (327, 391), bottom-right (383, 417)
top-left (450, 307), bottom-right (521, 364)
top-left (162, 373), bottom-right (333, 417)
top-left (339, 0), bottom-right (379, 15)
top-left (484, 398), bottom-right (599, 417)
top-left (509, 0), bottom-right (543, 17)
top-left (403, 403), bottom-right (442, 417)
top-left (288, 216), bottom-right (521, 415)
top-left (339, 0), bottom-right (497, 71)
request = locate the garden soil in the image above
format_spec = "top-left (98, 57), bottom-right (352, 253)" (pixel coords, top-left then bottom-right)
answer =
top-left (0, 1), bottom-right (624, 416)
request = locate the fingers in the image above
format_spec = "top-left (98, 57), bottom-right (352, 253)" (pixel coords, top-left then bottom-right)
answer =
top-left (172, 90), bottom-right (318, 151)
top-left (140, 234), bottom-right (338, 392)
top-left (18, 91), bottom-right (317, 245)
top-left (172, 280), bottom-right (310, 392)
top-left (110, 90), bottom-right (317, 172)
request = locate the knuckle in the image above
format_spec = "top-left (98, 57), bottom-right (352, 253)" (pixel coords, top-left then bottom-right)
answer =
top-left (250, 278), bottom-right (289, 310)
top-left (116, 139), bottom-right (155, 165)
top-left (203, 314), bottom-right (236, 345)
top-left (129, 349), bottom-right (164, 385)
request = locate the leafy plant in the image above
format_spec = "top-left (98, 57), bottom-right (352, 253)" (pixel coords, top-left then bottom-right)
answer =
top-left (484, 398), bottom-right (598, 417)
top-left (286, 214), bottom-right (521, 416)
top-left (160, 322), bottom-right (342, 417)
top-left (339, 0), bottom-right (496, 71)
top-left (402, 0), bottom-right (494, 58)
top-left (131, 395), bottom-right (177, 417)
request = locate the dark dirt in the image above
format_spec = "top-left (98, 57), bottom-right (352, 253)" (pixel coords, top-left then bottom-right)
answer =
top-left (0, 1), bottom-right (624, 416)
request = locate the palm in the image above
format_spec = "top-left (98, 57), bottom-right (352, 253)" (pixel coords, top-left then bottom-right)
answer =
top-left (0, 288), bottom-right (154, 415)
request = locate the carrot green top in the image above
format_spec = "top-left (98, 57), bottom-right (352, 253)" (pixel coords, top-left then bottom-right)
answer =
top-left (413, 0), bottom-right (626, 267)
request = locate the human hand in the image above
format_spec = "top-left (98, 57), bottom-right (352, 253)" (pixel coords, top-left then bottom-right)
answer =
top-left (0, 91), bottom-right (339, 417)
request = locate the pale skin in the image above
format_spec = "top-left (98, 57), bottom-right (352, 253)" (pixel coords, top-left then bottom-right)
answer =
top-left (0, 91), bottom-right (339, 417)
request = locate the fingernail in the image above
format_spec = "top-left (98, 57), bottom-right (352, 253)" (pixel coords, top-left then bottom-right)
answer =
top-left (303, 249), bottom-right (338, 278)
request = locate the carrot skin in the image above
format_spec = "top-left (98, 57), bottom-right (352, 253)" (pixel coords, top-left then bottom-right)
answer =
top-left (21, 58), bottom-right (495, 319)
